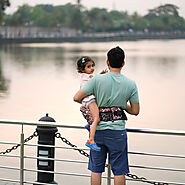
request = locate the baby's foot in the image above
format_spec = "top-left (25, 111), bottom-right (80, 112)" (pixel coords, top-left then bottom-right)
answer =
top-left (85, 140), bottom-right (101, 151)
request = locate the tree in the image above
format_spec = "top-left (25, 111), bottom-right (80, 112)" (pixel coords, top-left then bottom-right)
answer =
top-left (31, 6), bottom-right (52, 27)
top-left (148, 4), bottom-right (179, 17)
top-left (0, 0), bottom-right (10, 10)
top-left (9, 4), bottom-right (33, 26)
top-left (0, 0), bottom-right (10, 22)
top-left (145, 4), bottom-right (185, 31)
top-left (129, 12), bottom-right (148, 31)
top-left (87, 8), bottom-right (113, 32)
top-left (69, 8), bottom-right (84, 29)
top-left (109, 10), bottom-right (128, 30)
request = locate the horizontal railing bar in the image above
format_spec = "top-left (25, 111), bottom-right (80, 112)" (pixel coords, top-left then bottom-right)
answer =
top-left (1, 151), bottom-right (184, 162)
top-left (3, 140), bottom-right (183, 159)
top-left (1, 119), bottom-right (185, 136)
top-left (24, 155), bottom-right (88, 164)
top-left (24, 143), bottom-right (89, 150)
top-left (0, 154), bottom-right (20, 158)
top-left (0, 177), bottom-right (20, 183)
top-left (2, 142), bottom-right (183, 160)
top-left (1, 164), bottom-right (183, 185)
top-left (1, 161), bottom-right (184, 174)
top-left (0, 141), bottom-right (20, 145)
top-left (25, 164), bottom-right (185, 175)
top-left (23, 180), bottom-right (59, 185)
top-left (2, 154), bottom-right (184, 173)
top-left (126, 178), bottom-right (185, 185)
top-left (0, 165), bottom-right (20, 171)
top-left (0, 177), bottom-right (183, 185)
top-left (24, 168), bottom-right (91, 177)
top-left (127, 127), bottom-right (185, 136)
top-left (24, 169), bottom-right (185, 185)
top-left (24, 178), bottom-right (185, 185)
top-left (0, 119), bottom-right (84, 129)
top-left (129, 151), bottom-right (185, 159)
top-left (130, 164), bottom-right (185, 172)
top-left (24, 168), bottom-right (108, 179)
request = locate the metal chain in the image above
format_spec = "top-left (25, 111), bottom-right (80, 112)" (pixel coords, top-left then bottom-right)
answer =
top-left (0, 131), bottom-right (38, 155)
top-left (126, 173), bottom-right (169, 185)
top-left (55, 132), bottom-right (168, 185)
top-left (55, 132), bottom-right (89, 157)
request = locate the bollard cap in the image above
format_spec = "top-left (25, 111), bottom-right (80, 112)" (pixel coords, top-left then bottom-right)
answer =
top-left (39, 113), bottom-right (56, 122)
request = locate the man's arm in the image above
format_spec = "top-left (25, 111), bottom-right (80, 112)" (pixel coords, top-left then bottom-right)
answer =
top-left (125, 101), bottom-right (140, 116)
top-left (73, 89), bottom-right (88, 104)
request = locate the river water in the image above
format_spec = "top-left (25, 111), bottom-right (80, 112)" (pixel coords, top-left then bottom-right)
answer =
top-left (0, 40), bottom-right (185, 184)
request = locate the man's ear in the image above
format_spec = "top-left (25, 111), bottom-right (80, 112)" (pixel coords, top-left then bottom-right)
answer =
top-left (121, 61), bottom-right (125, 67)
top-left (106, 59), bottom-right (110, 67)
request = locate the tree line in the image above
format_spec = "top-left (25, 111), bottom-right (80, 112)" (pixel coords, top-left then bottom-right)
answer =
top-left (1, 1), bottom-right (185, 32)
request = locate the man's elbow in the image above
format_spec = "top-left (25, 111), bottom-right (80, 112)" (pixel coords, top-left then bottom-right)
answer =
top-left (133, 112), bottom-right (139, 116)
top-left (73, 95), bottom-right (80, 103)
top-left (133, 109), bottom-right (140, 116)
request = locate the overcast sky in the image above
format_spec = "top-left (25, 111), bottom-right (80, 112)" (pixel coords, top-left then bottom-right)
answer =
top-left (5, 0), bottom-right (185, 18)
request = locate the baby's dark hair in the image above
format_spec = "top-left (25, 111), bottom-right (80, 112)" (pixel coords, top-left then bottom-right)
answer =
top-left (77, 56), bottom-right (95, 73)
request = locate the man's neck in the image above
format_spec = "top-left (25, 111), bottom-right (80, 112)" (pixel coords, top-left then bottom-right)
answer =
top-left (109, 67), bottom-right (121, 74)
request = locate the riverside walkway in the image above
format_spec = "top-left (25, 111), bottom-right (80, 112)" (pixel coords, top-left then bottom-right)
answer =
top-left (1, 30), bottom-right (185, 43)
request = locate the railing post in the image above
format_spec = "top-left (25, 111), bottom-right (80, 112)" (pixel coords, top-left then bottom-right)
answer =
top-left (34, 113), bottom-right (58, 185)
top-left (107, 156), bottom-right (111, 185)
top-left (20, 123), bottom-right (24, 185)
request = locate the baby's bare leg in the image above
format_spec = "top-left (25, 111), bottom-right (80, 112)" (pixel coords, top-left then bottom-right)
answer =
top-left (88, 102), bottom-right (100, 143)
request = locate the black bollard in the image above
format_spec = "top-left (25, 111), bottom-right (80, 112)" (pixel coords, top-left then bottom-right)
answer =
top-left (34, 113), bottom-right (58, 185)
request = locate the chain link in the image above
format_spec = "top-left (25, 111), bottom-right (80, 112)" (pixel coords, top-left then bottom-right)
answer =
top-left (55, 132), bottom-right (168, 185)
top-left (126, 173), bottom-right (169, 184)
top-left (0, 131), bottom-right (38, 155)
top-left (55, 132), bottom-right (89, 157)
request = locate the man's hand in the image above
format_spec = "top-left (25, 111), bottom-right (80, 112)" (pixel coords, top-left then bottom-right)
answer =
top-left (73, 89), bottom-right (88, 104)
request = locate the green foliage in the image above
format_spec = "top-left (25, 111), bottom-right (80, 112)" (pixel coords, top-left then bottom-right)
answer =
top-left (1, 3), bottom-right (185, 32)
top-left (0, 0), bottom-right (10, 10)
top-left (108, 10), bottom-right (128, 30)
top-left (86, 8), bottom-right (113, 32)
top-left (8, 4), bottom-right (33, 26)
top-left (0, 0), bottom-right (10, 22)
top-left (145, 4), bottom-right (185, 31)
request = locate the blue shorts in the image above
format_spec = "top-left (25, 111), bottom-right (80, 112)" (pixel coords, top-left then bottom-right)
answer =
top-left (88, 129), bottom-right (129, 176)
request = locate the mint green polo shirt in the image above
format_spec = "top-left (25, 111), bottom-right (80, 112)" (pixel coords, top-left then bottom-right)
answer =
top-left (81, 72), bottom-right (139, 130)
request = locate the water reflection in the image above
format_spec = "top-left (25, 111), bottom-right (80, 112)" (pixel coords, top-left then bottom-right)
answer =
top-left (145, 56), bottom-right (179, 75)
top-left (0, 59), bottom-right (9, 97)
top-left (0, 45), bottom-right (66, 69)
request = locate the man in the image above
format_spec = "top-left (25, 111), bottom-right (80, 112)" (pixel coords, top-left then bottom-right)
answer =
top-left (74, 46), bottom-right (140, 185)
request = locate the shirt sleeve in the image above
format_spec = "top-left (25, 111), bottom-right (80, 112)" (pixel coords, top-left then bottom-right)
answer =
top-left (81, 77), bottom-right (95, 95)
top-left (129, 82), bottom-right (139, 103)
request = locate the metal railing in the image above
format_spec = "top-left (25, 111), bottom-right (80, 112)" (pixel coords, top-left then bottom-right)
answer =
top-left (0, 119), bottom-right (185, 185)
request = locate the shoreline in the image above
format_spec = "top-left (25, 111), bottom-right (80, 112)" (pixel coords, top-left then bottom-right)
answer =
top-left (0, 32), bottom-right (185, 44)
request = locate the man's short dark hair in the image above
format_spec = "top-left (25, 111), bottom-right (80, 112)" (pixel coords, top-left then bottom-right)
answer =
top-left (107, 46), bottom-right (125, 68)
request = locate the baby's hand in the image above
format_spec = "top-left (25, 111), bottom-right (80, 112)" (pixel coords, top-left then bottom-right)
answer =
top-left (100, 69), bottom-right (108, 74)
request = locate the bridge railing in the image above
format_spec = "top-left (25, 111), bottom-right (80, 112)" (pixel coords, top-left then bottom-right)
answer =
top-left (0, 119), bottom-right (185, 185)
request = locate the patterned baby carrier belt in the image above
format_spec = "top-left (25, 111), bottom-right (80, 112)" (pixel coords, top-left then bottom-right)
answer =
top-left (99, 107), bottom-right (127, 122)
